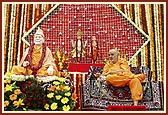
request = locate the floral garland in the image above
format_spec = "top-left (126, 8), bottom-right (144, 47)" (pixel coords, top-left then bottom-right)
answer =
top-left (154, 4), bottom-right (162, 81)
top-left (145, 4), bottom-right (156, 80)
top-left (4, 73), bottom-right (59, 83)
top-left (27, 43), bottom-right (46, 76)
top-left (158, 4), bottom-right (164, 81)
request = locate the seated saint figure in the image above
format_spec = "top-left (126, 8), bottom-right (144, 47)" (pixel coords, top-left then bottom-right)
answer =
top-left (11, 27), bottom-right (59, 77)
top-left (99, 48), bottom-right (146, 106)
top-left (71, 29), bottom-right (87, 62)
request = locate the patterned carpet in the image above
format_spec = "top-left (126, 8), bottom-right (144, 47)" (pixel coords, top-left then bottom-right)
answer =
top-left (81, 66), bottom-right (164, 111)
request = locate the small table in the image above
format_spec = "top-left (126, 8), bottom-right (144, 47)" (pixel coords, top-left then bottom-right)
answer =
top-left (68, 63), bottom-right (105, 72)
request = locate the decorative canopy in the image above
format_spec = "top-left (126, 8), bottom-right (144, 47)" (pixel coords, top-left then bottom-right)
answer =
top-left (22, 4), bottom-right (149, 63)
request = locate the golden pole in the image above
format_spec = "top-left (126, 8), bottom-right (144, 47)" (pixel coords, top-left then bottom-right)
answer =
top-left (158, 4), bottom-right (164, 81)
top-left (4, 4), bottom-right (11, 73)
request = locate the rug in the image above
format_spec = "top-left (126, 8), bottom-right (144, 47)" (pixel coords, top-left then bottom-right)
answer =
top-left (107, 106), bottom-right (146, 111)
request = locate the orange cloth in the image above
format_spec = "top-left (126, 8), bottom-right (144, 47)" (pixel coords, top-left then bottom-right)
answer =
top-left (102, 58), bottom-right (146, 101)
top-left (92, 49), bottom-right (98, 62)
top-left (11, 45), bottom-right (59, 76)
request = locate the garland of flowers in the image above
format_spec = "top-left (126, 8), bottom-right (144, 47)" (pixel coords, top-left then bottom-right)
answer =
top-left (124, 4), bottom-right (129, 18)
top-left (157, 4), bottom-right (162, 81)
top-left (4, 4), bottom-right (10, 73)
top-left (46, 4), bottom-right (51, 12)
top-left (135, 4), bottom-right (141, 67)
top-left (17, 5), bottom-right (24, 64)
top-left (73, 74), bottom-right (76, 94)
top-left (27, 43), bottom-right (46, 76)
top-left (145, 4), bottom-right (156, 81)
top-left (13, 4), bottom-right (20, 66)
top-left (145, 45), bottom-right (149, 67)
top-left (26, 4), bottom-right (31, 31)
top-left (11, 4), bottom-right (16, 69)
top-left (32, 4), bottom-right (35, 25)
top-left (35, 4), bottom-right (41, 22)
top-left (141, 4), bottom-right (149, 68)
top-left (77, 74), bottom-right (82, 110)
top-left (129, 1), bottom-right (136, 66)
top-left (138, 4), bottom-right (146, 66)
top-left (154, 4), bottom-right (162, 81)
top-left (127, 4), bottom-right (130, 18)
top-left (129, 4), bottom-right (133, 21)
top-left (22, 4), bottom-right (28, 61)
top-left (7, 4), bottom-right (15, 72)
top-left (158, 4), bottom-right (164, 81)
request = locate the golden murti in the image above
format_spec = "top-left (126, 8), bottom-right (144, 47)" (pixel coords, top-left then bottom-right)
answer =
top-left (11, 44), bottom-right (59, 76)
top-left (102, 58), bottom-right (146, 101)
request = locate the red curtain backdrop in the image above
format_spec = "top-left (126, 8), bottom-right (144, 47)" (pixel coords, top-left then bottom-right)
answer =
top-left (27, 4), bottom-right (147, 63)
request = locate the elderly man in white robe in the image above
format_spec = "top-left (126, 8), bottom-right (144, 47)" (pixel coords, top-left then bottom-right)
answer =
top-left (11, 27), bottom-right (59, 77)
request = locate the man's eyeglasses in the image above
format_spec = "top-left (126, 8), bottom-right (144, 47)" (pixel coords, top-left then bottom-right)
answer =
top-left (109, 53), bottom-right (114, 56)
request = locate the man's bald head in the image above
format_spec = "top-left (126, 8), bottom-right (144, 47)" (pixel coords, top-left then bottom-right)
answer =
top-left (109, 48), bottom-right (120, 63)
top-left (109, 48), bottom-right (119, 55)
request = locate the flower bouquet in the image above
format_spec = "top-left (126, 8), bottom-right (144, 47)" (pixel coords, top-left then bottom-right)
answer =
top-left (4, 78), bottom-right (26, 111)
top-left (4, 72), bottom-right (77, 111)
top-left (54, 47), bottom-right (69, 71)
top-left (44, 77), bottom-right (77, 111)
top-left (21, 78), bottom-right (47, 110)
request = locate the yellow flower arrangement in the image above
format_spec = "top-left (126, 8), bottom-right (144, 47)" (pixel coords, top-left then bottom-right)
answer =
top-left (4, 79), bottom-right (26, 111)
top-left (54, 47), bottom-right (69, 71)
top-left (4, 72), bottom-right (76, 111)
top-left (44, 77), bottom-right (77, 111)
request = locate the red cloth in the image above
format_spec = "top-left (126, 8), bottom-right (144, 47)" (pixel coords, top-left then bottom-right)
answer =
top-left (68, 63), bottom-right (105, 72)
top-left (107, 106), bottom-right (146, 111)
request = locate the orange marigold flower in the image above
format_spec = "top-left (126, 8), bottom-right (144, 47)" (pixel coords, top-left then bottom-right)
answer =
top-left (14, 89), bottom-right (21, 95)
top-left (72, 93), bottom-right (77, 101)
top-left (9, 94), bottom-right (17, 101)
top-left (4, 79), bottom-right (11, 84)
top-left (49, 85), bottom-right (56, 91)
top-left (59, 86), bottom-right (64, 91)
top-left (60, 72), bottom-right (66, 76)
top-left (4, 101), bottom-right (9, 107)
top-left (13, 101), bottom-right (19, 107)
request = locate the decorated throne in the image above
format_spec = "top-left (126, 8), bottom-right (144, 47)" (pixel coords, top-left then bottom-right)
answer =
top-left (80, 66), bottom-right (164, 111)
